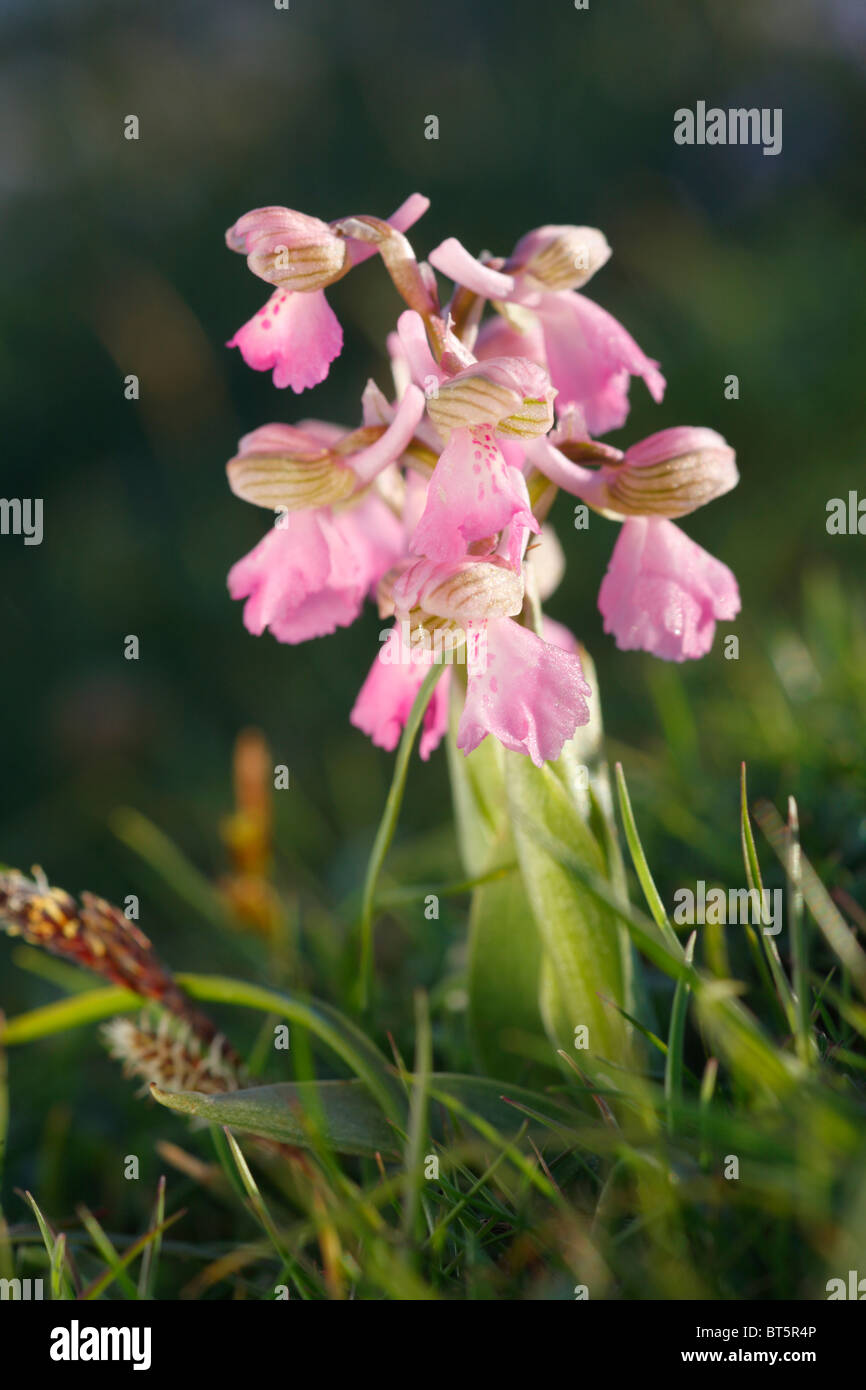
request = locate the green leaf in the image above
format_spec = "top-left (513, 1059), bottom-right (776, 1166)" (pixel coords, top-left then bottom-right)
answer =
top-left (448, 706), bottom-right (549, 1085)
top-left (176, 975), bottom-right (407, 1126)
top-left (445, 692), bottom-right (507, 878)
top-left (504, 752), bottom-right (631, 1065)
top-left (153, 1079), bottom-right (396, 1157)
top-left (151, 1074), bottom-right (578, 1157)
top-left (466, 858), bottom-right (548, 1083)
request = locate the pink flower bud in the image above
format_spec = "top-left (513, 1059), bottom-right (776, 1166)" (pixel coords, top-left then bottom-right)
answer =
top-left (530, 425), bottom-right (738, 522)
top-left (605, 426), bottom-right (738, 518)
top-left (226, 386), bottom-right (426, 513)
top-left (393, 556), bottom-right (524, 624)
top-left (426, 357), bottom-right (556, 441)
top-left (509, 225), bottom-right (611, 292)
top-left (226, 424), bottom-right (357, 511)
top-left (225, 208), bottom-right (348, 292)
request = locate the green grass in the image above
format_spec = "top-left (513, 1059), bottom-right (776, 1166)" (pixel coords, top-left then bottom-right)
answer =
top-left (1, 568), bottom-right (865, 1301)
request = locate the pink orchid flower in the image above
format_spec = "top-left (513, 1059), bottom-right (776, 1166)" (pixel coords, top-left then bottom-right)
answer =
top-left (227, 194), bottom-right (430, 393)
top-left (228, 493), bottom-right (404, 645)
top-left (542, 614), bottom-right (579, 654)
top-left (408, 354), bottom-right (554, 563)
top-left (225, 383), bottom-right (426, 642)
top-left (227, 290), bottom-right (344, 394)
top-left (474, 312), bottom-right (547, 370)
top-left (529, 423), bottom-right (738, 520)
top-left (350, 625), bottom-right (451, 760)
top-left (221, 195), bottom-right (743, 764)
top-left (225, 384), bottom-right (425, 513)
top-left (384, 552), bottom-right (589, 766)
top-left (532, 291), bottom-right (665, 436)
top-left (410, 424), bottom-right (538, 564)
top-left (429, 231), bottom-right (665, 435)
top-left (457, 617), bottom-right (592, 767)
top-left (598, 516), bottom-right (741, 662)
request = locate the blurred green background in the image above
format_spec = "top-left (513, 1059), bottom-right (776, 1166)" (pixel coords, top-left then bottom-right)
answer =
top-left (1, 0), bottom-right (864, 1206)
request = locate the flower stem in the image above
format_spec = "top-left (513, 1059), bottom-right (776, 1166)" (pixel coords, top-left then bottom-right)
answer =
top-left (355, 663), bottom-right (444, 1014)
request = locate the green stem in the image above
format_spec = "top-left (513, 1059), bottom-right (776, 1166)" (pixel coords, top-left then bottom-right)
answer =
top-left (355, 663), bottom-right (444, 1013)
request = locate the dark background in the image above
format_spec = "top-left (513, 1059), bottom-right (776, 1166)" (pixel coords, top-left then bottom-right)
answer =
top-left (1, 0), bottom-right (864, 981)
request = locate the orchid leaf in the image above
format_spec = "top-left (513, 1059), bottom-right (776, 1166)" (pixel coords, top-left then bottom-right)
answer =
top-left (152, 1073), bottom-right (578, 1156)
top-left (505, 751), bottom-right (631, 1067)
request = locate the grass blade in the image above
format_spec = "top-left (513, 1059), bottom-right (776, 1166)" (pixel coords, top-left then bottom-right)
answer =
top-left (1, 988), bottom-right (142, 1045)
top-left (80, 1210), bottom-right (185, 1300)
top-left (138, 1176), bottom-right (165, 1299)
top-left (665, 931), bottom-right (696, 1133)
top-left (615, 762), bottom-right (680, 953)
top-left (402, 991), bottom-right (432, 1243)
top-left (77, 1206), bottom-right (140, 1299)
top-left (740, 764), bottom-right (797, 1028)
top-left (756, 798), bottom-right (866, 1004)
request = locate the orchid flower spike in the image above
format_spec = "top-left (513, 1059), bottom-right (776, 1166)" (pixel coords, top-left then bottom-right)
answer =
top-left (221, 195), bottom-right (743, 761)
